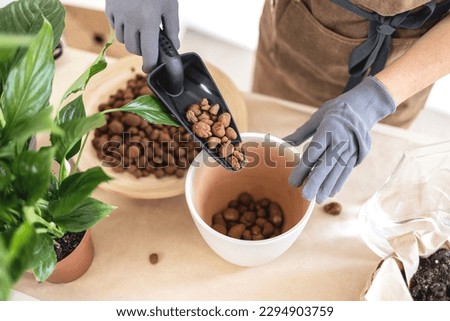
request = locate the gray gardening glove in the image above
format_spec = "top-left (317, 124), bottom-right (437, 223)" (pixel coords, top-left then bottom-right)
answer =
top-left (105, 0), bottom-right (179, 73)
top-left (284, 76), bottom-right (396, 203)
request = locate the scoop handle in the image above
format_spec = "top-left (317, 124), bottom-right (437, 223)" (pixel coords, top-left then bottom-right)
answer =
top-left (157, 29), bottom-right (184, 96)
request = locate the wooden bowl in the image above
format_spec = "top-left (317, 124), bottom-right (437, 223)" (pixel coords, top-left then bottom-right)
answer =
top-left (78, 55), bottom-right (248, 199)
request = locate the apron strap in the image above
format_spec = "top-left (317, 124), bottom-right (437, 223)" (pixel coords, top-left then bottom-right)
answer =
top-left (330, 0), bottom-right (450, 92)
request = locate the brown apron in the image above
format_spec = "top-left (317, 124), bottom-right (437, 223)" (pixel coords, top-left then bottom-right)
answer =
top-left (252, 0), bottom-right (447, 127)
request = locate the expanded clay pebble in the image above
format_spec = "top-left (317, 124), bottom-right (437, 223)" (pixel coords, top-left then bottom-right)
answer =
top-left (409, 248), bottom-right (450, 301)
top-left (186, 98), bottom-right (246, 170)
top-left (149, 253), bottom-right (159, 265)
top-left (323, 202), bottom-right (342, 215)
top-left (211, 192), bottom-right (284, 240)
top-left (92, 74), bottom-right (201, 179)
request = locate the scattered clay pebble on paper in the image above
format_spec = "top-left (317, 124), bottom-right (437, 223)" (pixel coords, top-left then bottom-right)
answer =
top-left (185, 98), bottom-right (246, 170)
top-left (323, 202), bottom-right (342, 215)
top-left (149, 253), bottom-right (159, 265)
top-left (211, 192), bottom-right (284, 240)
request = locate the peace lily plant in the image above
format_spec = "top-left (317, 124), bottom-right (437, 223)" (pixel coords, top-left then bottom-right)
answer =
top-left (0, 0), bottom-right (177, 300)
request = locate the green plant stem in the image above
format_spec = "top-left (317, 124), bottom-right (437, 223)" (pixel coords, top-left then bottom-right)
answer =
top-left (73, 134), bottom-right (89, 175)
top-left (0, 34), bottom-right (33, 47)
top-left (24, 206), bottom-right (64, 238)
top-left (101, 109), bottom-right (120, 115)
top-left (58, 158), bottom-right (68, 184)
top-left (0, 108), bottom-right (5, 128)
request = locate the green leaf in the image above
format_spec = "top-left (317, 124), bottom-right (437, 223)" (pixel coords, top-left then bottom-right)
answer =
top-left (57, 96), bottom-right (86, 125)
top-left (31, 233), bottom-right (56, 282)
top-left (57, 96), bottom-right (86, 160)
top-left (51, 113), bottom-right (106, 164)
top-left (7, 221), bottom-right (37, 283)
top-left (61, 31), bottom-right (114, 101)
top-left (60, 167), bottom-right (111, 199)
top-left (113, 95), bottom-right (179, 126)
top-left (0, 0), bottom-right (65, 92)
top-left (52, 197), bottom-right (115, 232)
top-left (46, 174), bottom-right (59, 201)
top-left (0, 144), bottom-right (15, 158)
top-left (0, 236), bottom-right (11, 300)
top-left (0, 34), bottom-right (32, 69)
top-left (0, 46), bottom-right (16, 65)
top-left (2, 106), bottom-right (54, 150)
top-left (0, 0), bottom-right (65, 51)
top-left (0, 160), bottom-right (12, 192)
top-left (49, 167), bottom-right (112, 218)
top-left (12, 148), bottom-right (53, 204)
top-left (0, 202), bottom-right (18, 225)
top-left (0, 194), bottom-right (20, 227)
top-left (0, 20), bottom-right (55, 145)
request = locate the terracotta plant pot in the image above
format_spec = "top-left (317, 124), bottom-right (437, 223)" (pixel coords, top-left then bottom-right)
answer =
top-left (47, 230), bottom-right (94, 284)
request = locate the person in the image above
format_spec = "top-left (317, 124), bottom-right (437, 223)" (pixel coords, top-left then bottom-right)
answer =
top-left (105, 0), bottom-right (450, 203)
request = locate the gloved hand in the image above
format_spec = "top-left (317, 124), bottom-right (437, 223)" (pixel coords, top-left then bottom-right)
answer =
top-left (284, 76), bottom-right (396, 203)
top-left (105, 0), bottom-right (179, 73)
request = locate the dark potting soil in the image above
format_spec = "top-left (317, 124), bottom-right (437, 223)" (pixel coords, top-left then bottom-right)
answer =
top-left (409, 248), bottom-right (450, 301)
top-left (54, 231), bottom-right (86, 261)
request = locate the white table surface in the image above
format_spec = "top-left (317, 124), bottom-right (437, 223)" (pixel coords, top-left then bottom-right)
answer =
top-left (14, 47), bottom-right (443, 301)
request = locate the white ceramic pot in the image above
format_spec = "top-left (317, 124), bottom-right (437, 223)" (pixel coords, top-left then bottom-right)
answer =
top-left (185, 132), bottom-right (314, 266)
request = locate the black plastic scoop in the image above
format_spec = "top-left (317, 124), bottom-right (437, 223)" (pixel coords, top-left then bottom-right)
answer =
top-left (147, 30), bottom-right (243, 171)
